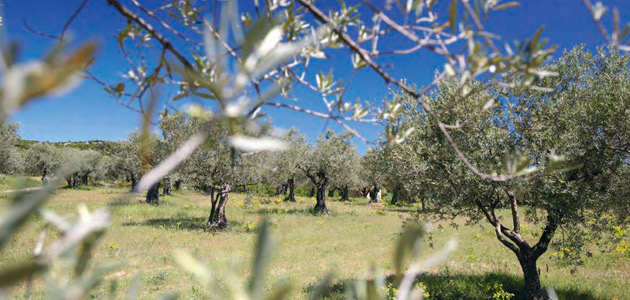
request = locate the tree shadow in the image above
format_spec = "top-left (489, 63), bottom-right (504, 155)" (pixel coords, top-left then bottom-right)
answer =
top-left (305, 272), bottom-right (602, 300)
top-left (249, 207), bottom-right (320, 216)
top-left (385, 207), bottom-right (423, 213)
top-left (122, 217), bottom-right (245, 233)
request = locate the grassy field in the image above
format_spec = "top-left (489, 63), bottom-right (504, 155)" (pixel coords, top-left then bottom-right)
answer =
top-left (0, 175), bottom-right (41, 192)
top-left (0, 185), bottom-right (628, 300)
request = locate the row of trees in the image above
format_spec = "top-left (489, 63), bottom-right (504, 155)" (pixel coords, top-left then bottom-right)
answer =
top-left (1, 114), bottom-right (376, 226)
top-left (0, 130), bottom-right (110, 187)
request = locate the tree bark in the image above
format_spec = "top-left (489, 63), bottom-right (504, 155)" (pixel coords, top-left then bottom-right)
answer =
top-left (314, 184), bottom-right (328, 214)
top-left (207, 187), bottom-right (217, 225)
top-left (369, 183), bottom-right (381, 203)
top-left (146, 182), bottom-right (160, 205)
top-left (391, 186), bottom-right (400, 205)
top-left (210, 184), bottom-right (231, 228)
top-left (518, 251), bottom-right (545, 300)
top-left (163, 177), bottom-right (172, 195)
top-left (281, 183), bottom-right (287, 195)
top-left (174, 179), bottom-right (182, 190)
top-left (477, 197), bottom-right (559, 300)
top-left (309, 186), bottom-right (315, 197)
top-left (285, 178), bottom-right (296, 202)
top-left (421, 198), bottom-right (426, 211)
top-left (341, 185), bottom-right (349, 201)
top-left (328, 188), bottom-right (335, 197)
top-left (130, 174), bottom-right (137, 191)
top-left (81, 174), bottom-right (88, 186)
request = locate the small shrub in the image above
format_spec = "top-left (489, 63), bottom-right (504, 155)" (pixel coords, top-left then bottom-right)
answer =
top-left (489, 283), bottom-right (514, 300)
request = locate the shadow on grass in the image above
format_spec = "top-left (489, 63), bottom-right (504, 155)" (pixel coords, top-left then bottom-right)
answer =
top-left (122, 217), bottom-right (245, 233)
top-left (306, 272), bottom-right (601, 300)
top-left (249, 207), bottom-right (320, 216)
top-left (250, 206), bottom-right (360, 217)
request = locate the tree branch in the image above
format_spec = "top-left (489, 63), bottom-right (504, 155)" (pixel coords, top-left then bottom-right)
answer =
top-left (533, 212), bottom-right (560, 258)
top-left (505, 189), bottom-right (520, 234)
top-left (106, 0), bottom-right (194, 70)
top-left (296, 0), bottom-right (514, 182)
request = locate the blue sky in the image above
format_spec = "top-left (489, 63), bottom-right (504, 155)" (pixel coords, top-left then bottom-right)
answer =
top-left (5, 0), bottom-right (628, 152)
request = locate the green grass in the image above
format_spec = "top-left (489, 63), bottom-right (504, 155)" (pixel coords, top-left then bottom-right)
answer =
top-left (0, 175), bottom-right (41, 193)
top-left (0, 185), bottom-right (628, 299)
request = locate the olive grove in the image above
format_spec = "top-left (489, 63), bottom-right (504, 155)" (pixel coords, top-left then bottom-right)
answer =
top-left (1, 0), bottom-right (630, 299)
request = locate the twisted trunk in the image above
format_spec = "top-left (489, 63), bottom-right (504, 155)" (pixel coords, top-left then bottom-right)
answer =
top-left (146, 182), bottom-right (160, 205)
top-left (476, 192), bottom-right (559, 300)
top-left (207, 187), bottom-right (217, 225)
top-left (518, 250), bottom-right (545, 300)
top-left (209, 184), bottom-right (231, 228)
top-left (314, 183), bottom-right (328, 214)
top-left (285, 178), bottom-right (296, 202)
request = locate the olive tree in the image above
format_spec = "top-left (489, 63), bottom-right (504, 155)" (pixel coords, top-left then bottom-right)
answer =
top-left (109, 135), bottom-right (142, 189)
top-left (0, 122), bottom-right (24, 175)
top-left (158, 112), bottom-right (196, 194)
top-left (265, 129), bottom-right (308, 202)
top-left (298, 131), bottom-right (360, 213)
top-left (390, 46), bottom-right (630, 299)
top-left (362, 145), bottom-right (422, 206)
top-left (25, 143), bottom-right (62, 183)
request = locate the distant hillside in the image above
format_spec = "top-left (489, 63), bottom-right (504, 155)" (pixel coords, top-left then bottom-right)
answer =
top-left (17, 140), bottom-right (122, 156)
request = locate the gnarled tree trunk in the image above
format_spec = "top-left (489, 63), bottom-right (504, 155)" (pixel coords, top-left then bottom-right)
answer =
top-left (209, 184), bottom-right (231, 228)
top-left (477, 192), bottom-right (559, 300)
top-left (517, 250), bottom-right (544, 300)
top-left (207, 187), bottom-right (217, 226)
top-left (314, 183), bottom-right (328, 214)
top-left (146, 182), bottom-right (160, 205)
top-left (309, 186), bottom-right (315, 197)
top-left (285, 178), bottom-right (296, 202)
top-left (174, 179), bottom-right (182, 191)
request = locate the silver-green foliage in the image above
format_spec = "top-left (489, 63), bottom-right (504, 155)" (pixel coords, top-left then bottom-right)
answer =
top-left (0, 122), bottom-right (24, 175)
top-left (384, 46), bottom-right (630, 298)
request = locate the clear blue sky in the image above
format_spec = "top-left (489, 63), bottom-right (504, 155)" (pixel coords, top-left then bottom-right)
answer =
top-left (5, 0), bottom-right (628, 151)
